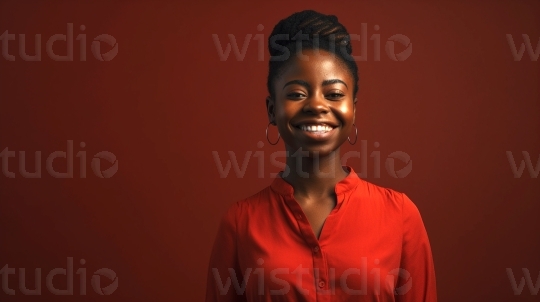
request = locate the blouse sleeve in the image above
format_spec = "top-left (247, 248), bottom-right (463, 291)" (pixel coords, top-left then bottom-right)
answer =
top-left (205, 202), bottom-right (247, 302)
top-left (395, 193), bottom-right (438, 302)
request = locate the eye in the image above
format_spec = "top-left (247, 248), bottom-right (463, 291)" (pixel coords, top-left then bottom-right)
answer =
top-left (326, 92), bottom-right (345, 99)
top-left (286, 92), bottom-right (306, 100)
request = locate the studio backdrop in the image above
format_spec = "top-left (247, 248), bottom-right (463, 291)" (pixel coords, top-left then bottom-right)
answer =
top-left (0, 1), bottom-right (539, 301)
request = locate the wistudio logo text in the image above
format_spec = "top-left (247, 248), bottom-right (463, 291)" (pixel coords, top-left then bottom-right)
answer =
top-left (213, 23), bottom-right (412, 62)
top-left (212, 140), bottom-right (412, 179)
top-left (0, 140), bottom-right (119, 178)
top-left (0, 257), bottom-right (118, 296)
top-left (0, 23), bottom-right (118, 62)
top-left (506, 34), bottom-right (540, 61)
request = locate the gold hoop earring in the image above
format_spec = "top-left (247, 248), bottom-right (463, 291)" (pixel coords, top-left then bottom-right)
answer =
top-left (348, 123), bottom-right (358, 145)
top-left (266, 122), bottom-right (281, 145)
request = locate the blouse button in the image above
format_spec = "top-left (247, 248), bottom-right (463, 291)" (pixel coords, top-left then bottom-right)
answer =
top-left (313, 246), bottom-right (319, 253)
top-left (296, 214), bottom-right (302, 220)
top-left (318, 280), bottom-right (325, 288)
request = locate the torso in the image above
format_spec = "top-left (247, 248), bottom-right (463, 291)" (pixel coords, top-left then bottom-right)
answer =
top-left (220, 172), bottom-right (419, 300)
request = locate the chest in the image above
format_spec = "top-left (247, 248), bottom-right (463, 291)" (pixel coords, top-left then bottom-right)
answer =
top-left (297, 197), bottom-right (336, 239)
top-left (238, 211), bottom-right (403, 300)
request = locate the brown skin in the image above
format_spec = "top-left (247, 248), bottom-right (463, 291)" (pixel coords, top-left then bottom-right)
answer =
top-left (266, 49), bottom-right (357, 239)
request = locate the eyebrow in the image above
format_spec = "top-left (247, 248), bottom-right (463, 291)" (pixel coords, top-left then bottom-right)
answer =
top-left (282, 79), bottom-right (348, 90)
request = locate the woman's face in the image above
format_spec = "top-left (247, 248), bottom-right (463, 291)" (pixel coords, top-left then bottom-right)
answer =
top-left (267, 49), bottom-right (357, 157)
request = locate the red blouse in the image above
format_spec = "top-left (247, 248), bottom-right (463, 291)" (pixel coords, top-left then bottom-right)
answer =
top-left (206, 166), bottom-right (437, 301)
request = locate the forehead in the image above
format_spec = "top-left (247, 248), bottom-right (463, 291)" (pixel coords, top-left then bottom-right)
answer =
top-left (276, 49), bottom-right (352, 85)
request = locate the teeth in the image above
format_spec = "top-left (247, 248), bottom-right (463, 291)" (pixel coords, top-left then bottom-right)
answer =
top-left (300, 125), bottom-right (333, 132)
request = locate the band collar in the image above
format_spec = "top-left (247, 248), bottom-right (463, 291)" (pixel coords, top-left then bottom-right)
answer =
top-left (270, 165), bottom-right (360, 197)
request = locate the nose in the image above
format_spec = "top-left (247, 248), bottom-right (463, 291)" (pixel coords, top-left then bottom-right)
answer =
top-left (302, 94), bottom-right (329, 114)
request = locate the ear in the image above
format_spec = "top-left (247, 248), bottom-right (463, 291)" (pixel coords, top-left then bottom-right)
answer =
top-left (353, 97), bottom-right (357, 124)
top-left (266, 96), bottom-right (276, 125)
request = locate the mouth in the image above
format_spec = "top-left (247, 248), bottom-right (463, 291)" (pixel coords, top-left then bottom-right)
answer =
top-left (295, 124), bottom-right (335, 133)
top-left (293, 123), bottom-right (339, 139)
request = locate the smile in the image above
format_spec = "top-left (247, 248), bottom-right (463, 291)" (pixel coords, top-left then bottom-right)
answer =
top-left (298, 124), bottom-right (334, 132)
top-left (293, 123), bottom-right (338, 140)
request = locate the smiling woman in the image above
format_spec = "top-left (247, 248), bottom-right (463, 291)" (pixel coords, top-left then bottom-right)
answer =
top-left (206, 10), bottom-right (437, 302)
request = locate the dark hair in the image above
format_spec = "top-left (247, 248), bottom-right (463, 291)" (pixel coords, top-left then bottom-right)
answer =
top-left (267, 10), bottom-right (359, 99)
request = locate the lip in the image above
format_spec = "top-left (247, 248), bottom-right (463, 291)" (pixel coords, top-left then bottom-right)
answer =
top-left (292, 123), bottom-right (338, 141)
top-left (293, 120), bottom-right (339, 128)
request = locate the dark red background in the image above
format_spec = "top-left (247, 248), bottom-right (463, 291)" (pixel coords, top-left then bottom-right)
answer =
top-left (1, 1), bottom-right (539, 301)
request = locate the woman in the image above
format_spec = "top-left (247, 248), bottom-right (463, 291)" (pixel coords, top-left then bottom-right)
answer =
top-left (206, 10), bottom-right (437, 301)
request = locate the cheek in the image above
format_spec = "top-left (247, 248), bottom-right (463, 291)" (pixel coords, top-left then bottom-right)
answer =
top-left (275, 102), bottom-right (297, 122)
top-left (273, 103), bottom-right (292, 137)
top-left (334, 102), bottom-right (355, 122)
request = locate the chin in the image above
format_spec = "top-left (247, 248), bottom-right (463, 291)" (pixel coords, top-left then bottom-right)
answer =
top-left (288, 144), bottom-right (341, 159)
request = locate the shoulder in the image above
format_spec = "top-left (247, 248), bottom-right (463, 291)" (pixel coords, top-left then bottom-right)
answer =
top-left (221, 185), bottom-right (274, 219)
top-left (357, 178), bottom-right (411, 211)
top-left (358, 179), bottom-right (428, 237)
top-left (363, 179), bottom-right (401, 198)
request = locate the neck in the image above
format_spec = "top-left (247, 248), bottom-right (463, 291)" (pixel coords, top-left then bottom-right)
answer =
top-left (282, 147), bottom-right (349, 200)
